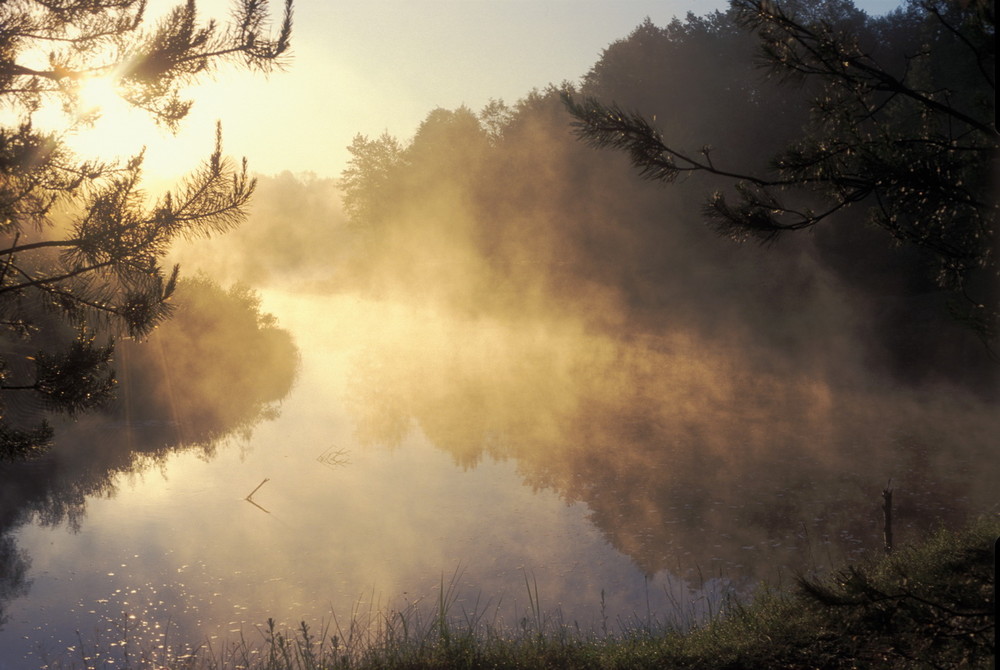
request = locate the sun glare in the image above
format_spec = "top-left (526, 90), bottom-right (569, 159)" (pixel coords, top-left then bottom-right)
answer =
top-left (65, 72), bottom-right (158, 164)
top-left (76, 73), bottom-right (123, 118)
top-left (53, 72), bottom-right (212, 182)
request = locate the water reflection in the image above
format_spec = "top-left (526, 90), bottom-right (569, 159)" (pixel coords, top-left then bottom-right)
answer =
top-left (0, 279), bottom-right (299, 636)
top-left (0, 290), bottom-right (995, 668)
top-left (342, 296), bottom-right (999, 581)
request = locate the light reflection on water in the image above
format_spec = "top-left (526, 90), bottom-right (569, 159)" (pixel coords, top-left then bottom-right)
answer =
top-left (9, 443), bottom-right (716, 667)
top-left (1, 288), bottom-right (996, 667)
top-left (5, 437), bottom-right (723, 667)
top-left (0, 291), bottom-right (743, 668)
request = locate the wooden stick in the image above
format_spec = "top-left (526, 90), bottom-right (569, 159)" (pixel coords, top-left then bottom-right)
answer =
top-left (245, 497), bottom-right (271, 514)
top-left (245, 477), bottom-right (270, 502)
top-left (882, 481), bottom-right (893, 555)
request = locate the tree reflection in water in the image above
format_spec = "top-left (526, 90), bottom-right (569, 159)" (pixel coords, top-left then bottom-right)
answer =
top-left (0, 278), bottom-right (299, 625)
top-left (342, 303), bottom-right (998, 584)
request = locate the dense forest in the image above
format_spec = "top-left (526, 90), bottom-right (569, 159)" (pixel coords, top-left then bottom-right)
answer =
top-left (204, 1), bottom-right (997, 392)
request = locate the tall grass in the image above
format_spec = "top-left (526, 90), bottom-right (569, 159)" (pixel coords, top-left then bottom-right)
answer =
top-left (41, 516), bottom-right (997, 669)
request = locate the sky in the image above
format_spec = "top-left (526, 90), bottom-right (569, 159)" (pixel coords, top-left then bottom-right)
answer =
top-left (58, 0), bottom-right (905, 182)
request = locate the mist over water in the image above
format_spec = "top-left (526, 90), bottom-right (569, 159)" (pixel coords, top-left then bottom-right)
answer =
top-left (2, 164), bottom-right (996, 665)
top-left (1, 5), bottom-right (997, 667)
top-left (332, 289), bottom-right (996, 578)
top-left (0, 292), bottom-right (743, 665)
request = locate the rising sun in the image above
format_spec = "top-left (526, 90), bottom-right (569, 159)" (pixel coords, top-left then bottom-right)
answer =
top-left (65, 72), bottom-right (156, 163)
top-left (75, 72), bottom-right (125, 119)
top-left (57, 71), bottom-right (210, 182)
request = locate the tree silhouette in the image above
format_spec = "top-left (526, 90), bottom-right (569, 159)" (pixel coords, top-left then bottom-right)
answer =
top-left (341, 132), bottom-right (406, 232)
top-left (565, 0), bottom-right (997, 347)
top-left (0, 0), bottom-right (293, 459)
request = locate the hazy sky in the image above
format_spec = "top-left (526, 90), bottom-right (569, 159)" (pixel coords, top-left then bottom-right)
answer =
top-left (62, 0), bottom-right (905, 181)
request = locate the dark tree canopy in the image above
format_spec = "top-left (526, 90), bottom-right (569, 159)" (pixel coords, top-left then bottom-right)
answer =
top-left (0, 0), bottom-right (293, 460)
top-left (334, 3), bottom-right (997, 391)
top-left (565, 0), bottom-right (998, 346)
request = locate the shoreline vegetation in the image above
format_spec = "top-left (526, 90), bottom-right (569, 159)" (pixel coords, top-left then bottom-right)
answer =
top-left (52, 515), bottom-right (996, 669)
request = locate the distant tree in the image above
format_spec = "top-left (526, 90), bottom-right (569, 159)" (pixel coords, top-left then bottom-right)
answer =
top-left (340, 132), bottom-right (406, 231)
top-left (565, 0), bottom-right (997, 347)
top-left (340, 107), bottom-right (490, 233)
top-left (478, 98), bottom-right (514, 146)
top-left (0, 0), bottom-right (293, 460)
top-left (405, 106), bottom-right (490, 188)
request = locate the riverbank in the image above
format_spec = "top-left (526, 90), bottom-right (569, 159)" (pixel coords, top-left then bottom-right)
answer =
top-left (58, 515), bottom-right (996, 669)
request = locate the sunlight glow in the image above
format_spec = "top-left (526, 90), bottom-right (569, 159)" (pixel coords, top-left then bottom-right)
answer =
top-left (50, 72), bottom-right (220, 183)
top-left (62, 73), bottom-right (168, 173)
top-left (75, 73), bottom-right (123, 119)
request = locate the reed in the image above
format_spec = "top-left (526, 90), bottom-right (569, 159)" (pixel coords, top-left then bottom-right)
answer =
top-left (40, 515), bottom-right (997, 669)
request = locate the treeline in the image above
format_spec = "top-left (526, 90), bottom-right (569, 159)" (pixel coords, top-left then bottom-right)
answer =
top-left (321, 2), bottom-right (995, 393)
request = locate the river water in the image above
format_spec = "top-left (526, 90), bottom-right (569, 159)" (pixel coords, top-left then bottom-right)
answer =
top-left (0, 289), bottom-right (996, 667)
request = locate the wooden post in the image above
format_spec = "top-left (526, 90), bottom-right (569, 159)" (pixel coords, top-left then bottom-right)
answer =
top-left (882, 481), bottom-right (893, 555)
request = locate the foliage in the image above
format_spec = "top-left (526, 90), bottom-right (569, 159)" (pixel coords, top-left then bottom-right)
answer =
top-left (29, 332), bottom-right (116, 413)
top-left (116, 275), bottom-right (300, 442)
top-left (340, 132), bottom-right (406, 232)
top-left (565, 0), bottom-right (998, 346)
top-left (0, 0), bottom-right (293, 459)
top-left (685, 515), bottom-right (998, 668)
top-left (333, 3), bottom-right (998, 390)
top-left (341, 106), bottom-right (490, 236)
top-left (791, 526), bottom-right (996, 667)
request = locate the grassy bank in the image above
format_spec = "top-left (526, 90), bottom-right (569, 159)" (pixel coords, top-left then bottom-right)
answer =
top-left (60, 516), bottom-right (997, 669)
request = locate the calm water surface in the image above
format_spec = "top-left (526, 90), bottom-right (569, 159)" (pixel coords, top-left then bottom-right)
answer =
top-left (0, 290), bottom-right (995, 668)
top-left (0, 292), bottom-right (720, 667)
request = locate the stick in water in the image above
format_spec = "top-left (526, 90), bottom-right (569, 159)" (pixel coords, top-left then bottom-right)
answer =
top-left (882, 480), bottom-right (893, 555)
top-left (246, 477), bottom-right (270, 502)
top-left (245, 478), bottom-right (271, 513)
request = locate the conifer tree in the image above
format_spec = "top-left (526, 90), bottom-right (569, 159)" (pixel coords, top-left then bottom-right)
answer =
top-left (565, 0), bottom-right (997, 347)
top-left (0, 0), bottom-right (293, 459)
